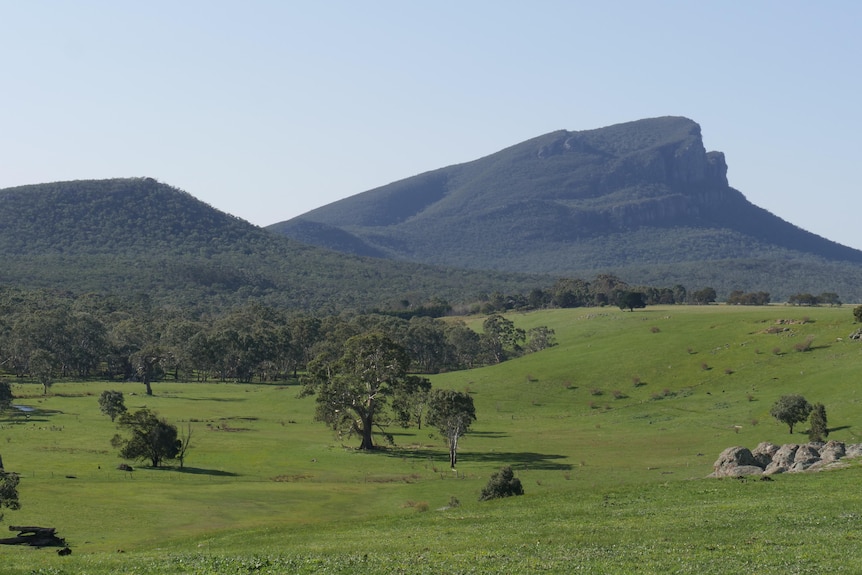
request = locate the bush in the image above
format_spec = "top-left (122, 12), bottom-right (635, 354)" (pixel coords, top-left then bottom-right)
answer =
top-left (479, 466), bottom-right (524, 501)
top-left (808, 403), bottom-right (828, 442)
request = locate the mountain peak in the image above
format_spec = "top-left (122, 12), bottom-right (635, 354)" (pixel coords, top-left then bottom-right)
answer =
top-left (268, 116), bottom-right (862, 284)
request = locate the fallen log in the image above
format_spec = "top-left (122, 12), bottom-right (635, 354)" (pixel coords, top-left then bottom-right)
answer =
top-left (0, 525), bottom-right (66, 547)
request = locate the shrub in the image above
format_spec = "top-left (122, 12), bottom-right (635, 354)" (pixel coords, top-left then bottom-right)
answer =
top-left (479, 466), bottom-right (524, 501)
top-left (808, 403), bottom-right (828, 442)
top-left (794, 336), bottom-right (815, 352)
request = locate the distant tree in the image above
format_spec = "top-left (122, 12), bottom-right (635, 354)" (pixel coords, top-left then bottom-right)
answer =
top-left (177, 423), bottom-right (194, 469)
top-left (770, 394), bottom-right (813, 434)
top-left (112, 409), bottom-right (181, 467)
top-left (0, 464), bottom-right (20, 522)
top-left (444, 321), bottom-right (484, 370)
top-left (29, 348), bottom-right (55, 395)
top-left (854, 305), bottom-right (862, 323)
top-left (727, 291), bottom-right (771, 305)
top-left (481, 315), bottom-right (525, 363)
top-left (808, 403), bottom-right (828, 442)
top-left (525, 326), bottom-right (557, 353)
top-left (479, 465), bottom-right (524, 501)
top-left (98, 390), bottom-right (127, 422)
top-left (818, 292), bottom-right (841, 307)
top-left (691, 287), bottom-right (717, 305)
top-left (617, 291), bottom-right (646, 312)
top-left (391, 375), bottom-right (432, 430)
top-left (788, 293), bottom-right (818, 306)
top-left (0, 380), bottom-right (12, 412)
top-left (302, 332), bottom-right (412, 450)
top-left (131, 345), bottom-right (164, 396)
top-left (427, 389), bottom-right (476, 469)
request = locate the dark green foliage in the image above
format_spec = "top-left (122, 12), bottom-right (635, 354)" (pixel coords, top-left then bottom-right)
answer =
top-left (691, 287), bottom-right (717, 305)
top-left (113, 409), bottom-right (181, 467)
top-left (479, 466), bottom-right (524, 501)
top-left (98, 390), bottom-right (127, 422)
top-left (526, 326), bottom-right (557, 353)
top-left (617, 291), bottom-right (646, 311)
top-left (854, 305), bottom-right (862, 323)
top-left (808, 403), bottom-right (828, 442)
top-left (427, 389), bottom-right (476, 468)
top-left (770, 395), bottom-right (813, 434)
top-left (302, 333), bottom-right (413, 450)
top-left (0, 466), bottom-right (20, 522)
top-left (0, 381), bottom-right (12, 411)
top-left (726, 290), bottom-right (771, 305)
top-left (0, 178), bottom-right (545, 313)
top-left (482, 315), bottom-right (525, 363)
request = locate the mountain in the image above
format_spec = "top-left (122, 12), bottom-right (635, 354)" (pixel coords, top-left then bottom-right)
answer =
top-left (269, 117), bottom-right (862, 301)
top-left (0, 178), bottom-right (542, 312)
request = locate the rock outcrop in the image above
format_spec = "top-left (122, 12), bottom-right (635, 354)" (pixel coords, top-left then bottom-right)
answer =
top-left (710, 440), bottom-right (860, 478)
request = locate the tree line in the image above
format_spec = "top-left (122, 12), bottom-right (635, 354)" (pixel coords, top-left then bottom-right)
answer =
top-left (0, 288), bottom-right (556, 392)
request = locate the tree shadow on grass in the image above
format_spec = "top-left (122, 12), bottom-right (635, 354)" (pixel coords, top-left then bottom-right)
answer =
top-left (467, 431), bottom-right (509, 439)
top-left (150, 466), bottom-right (241, 477)
top-left (465, 451), bottom-right (572, 471)
top-left (377, 445), bottom-right (572, 470)
top-left (0, 407), bottom-right (64, 424)
top-left (158, 396), bottom-right (248, 402)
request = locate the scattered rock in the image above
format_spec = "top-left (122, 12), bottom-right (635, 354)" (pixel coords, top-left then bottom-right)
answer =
top-left (710, 441), bottom-right (862, 478)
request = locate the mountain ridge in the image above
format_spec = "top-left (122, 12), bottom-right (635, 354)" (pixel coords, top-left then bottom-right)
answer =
top-left (0, 178), bottom-right (544, 311)
top-left (267, 117), bottom-right (862, 298)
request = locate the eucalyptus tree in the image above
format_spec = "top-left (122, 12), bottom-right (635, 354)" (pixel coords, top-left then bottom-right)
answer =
top-left (302, 332), bottom-right (412, 450)
top-left (112, 409), bottom-right (181, 467)
top-left (427, 389), bottom-right (476, 468)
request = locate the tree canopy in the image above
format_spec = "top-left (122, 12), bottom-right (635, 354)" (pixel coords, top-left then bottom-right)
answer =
top-left (427, 389), bottom-right (476, 468)
top-left (302, 333), bottom-right (414, 450)
top-left (98, 390), bottom-right (127, 422)
top-left (770, 395), bottom-right (813, 434)
top-left (112, 409), bottom-right (181, 467)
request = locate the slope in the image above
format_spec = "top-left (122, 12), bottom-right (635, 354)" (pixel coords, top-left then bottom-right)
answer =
top-left (270, 117), bottom-right (862, 300)
top-left (0, 178), bottom-right (543, 311)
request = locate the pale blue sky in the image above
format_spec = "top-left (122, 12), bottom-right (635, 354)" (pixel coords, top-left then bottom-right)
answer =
top-left (2, 1), bottom-right (860, 249)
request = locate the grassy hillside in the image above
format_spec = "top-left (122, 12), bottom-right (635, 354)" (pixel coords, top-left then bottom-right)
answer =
top-left (3, 304), bottom-right (862, 573)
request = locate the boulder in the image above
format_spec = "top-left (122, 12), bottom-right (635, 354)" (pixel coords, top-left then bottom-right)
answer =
top-left (713, 441), bottom-right (862, 478)
top-left (764, 444), bottom-right (798, 475)
top-left (751, 442), bottom-right (779, 467)
top-left (789, 444), bottom-right (821, 472)
top-left (819, 440), bottom-right (845, 462)
top-left (710, 446), bottom-right (763, 477)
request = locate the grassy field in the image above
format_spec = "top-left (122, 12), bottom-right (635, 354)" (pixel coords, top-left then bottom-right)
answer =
top-left (2, 304), bottom-right (862, 573)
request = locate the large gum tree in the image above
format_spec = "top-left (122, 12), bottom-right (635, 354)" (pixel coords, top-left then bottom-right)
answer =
top-left (302, 332), bottom-right (411, 450)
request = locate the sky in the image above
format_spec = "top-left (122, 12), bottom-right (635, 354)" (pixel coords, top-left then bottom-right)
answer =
top-left (2, 1), bottom-right (861, 249)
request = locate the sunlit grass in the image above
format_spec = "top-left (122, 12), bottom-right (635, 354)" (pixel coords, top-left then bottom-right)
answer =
top-left (2, 304), bottom-right (861, 573)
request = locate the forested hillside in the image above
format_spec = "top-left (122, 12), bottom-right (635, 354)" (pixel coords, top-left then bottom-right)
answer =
top-left (270, 117), bottom-right (862, 301)
top-left (0, 178), bottom-right (542, 312)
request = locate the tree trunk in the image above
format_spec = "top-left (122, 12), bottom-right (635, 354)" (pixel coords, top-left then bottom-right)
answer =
top-left (449, 435), bottom-right (459, 468)
top-left (359, 422), bottom-right (374, 450)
